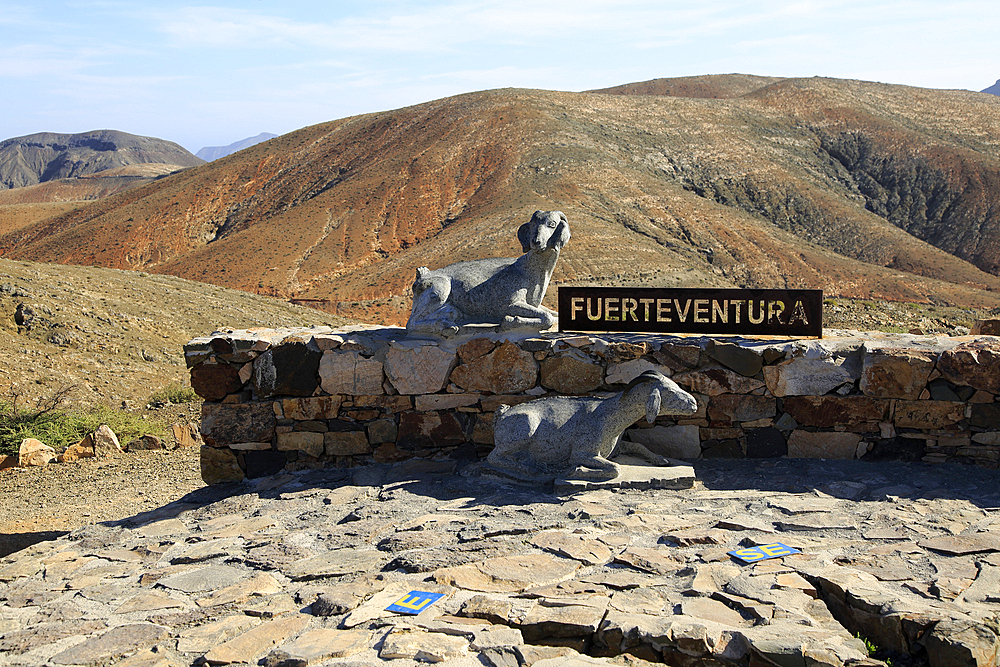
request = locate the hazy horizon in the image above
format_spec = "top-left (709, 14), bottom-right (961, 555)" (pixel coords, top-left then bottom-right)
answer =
top-left (4, 1), bottom-right (999, 153)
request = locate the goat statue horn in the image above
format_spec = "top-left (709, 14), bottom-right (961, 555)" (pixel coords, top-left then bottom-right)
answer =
top-left (646, 387), bottom-right (662, 425)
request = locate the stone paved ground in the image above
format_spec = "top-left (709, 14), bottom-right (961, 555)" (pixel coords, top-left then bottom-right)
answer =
top-left (1, 457), bottom-right (999, 667)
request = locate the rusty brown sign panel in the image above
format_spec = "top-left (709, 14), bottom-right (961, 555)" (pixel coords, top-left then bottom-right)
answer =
top-left (558, 287), bottom-right (823, 337)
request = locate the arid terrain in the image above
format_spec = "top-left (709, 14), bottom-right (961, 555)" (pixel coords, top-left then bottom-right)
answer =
top-left (1, 76), bottom-right (1000, 327)
top-left (0, 257), bottom-right (348, 411)
top-left (0, 256), bottom-right (357, 556)
top-left (3, 74), bottom-right (1000, 565)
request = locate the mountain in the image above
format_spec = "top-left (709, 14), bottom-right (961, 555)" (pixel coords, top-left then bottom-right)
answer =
top-left (3, 76), bottom-right (1000, 325)
top-left (983, 79), bottom-right (1000, 96)
top-left (0, 130), bottom-right (204, 190)
top-left (196, 133), bottom-right (279, 161)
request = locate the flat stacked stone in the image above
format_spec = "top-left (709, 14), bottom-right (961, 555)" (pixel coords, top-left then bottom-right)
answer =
top-left (1, 457), bottom-right (999, 666)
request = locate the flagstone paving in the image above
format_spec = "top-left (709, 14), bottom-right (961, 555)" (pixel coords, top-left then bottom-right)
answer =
top-left (1, 457), bottom-right (999, 666)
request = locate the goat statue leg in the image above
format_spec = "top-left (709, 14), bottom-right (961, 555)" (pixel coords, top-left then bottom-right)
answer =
top-left (613, 438), bottom-right (674, 467)
top-left (566, 454), bottom-right (621, 481)
top-left (499, 302), bottom-right (557, 333)
top-left (406, 271), bottom-right (461, 337)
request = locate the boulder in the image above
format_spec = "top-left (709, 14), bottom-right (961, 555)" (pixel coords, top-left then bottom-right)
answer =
top-left (281, 396), bottom-right (342, 420)
top-left (253, 340), bottom-right (321, 398)
top-left (937, 339), bottom-right (1000, 393)
top-left (276, 431), bottom-right (324, 458)
top-left (705, 341), bottom-right (763, 377)
top-left (707, 394), bottom-right (776, 422)
top-left (782, 396), bottom-right (889, 427)
top-left (606, 359), bottom-right (670, 385)
top-left (190, 361), bottom-right (243, 401)
top-left (860, 347), bottom-right (936, 399)
top-left (397, 412), bottom-right (466, 450)
top-left (674, 367), bottom-right (764, 396)
top-left (125, 435), bottom-right (164, 451)
top-left (924, 618), bottom-right (1000, 667)
top-left (971, 319), bottom-right (1000, 335)
top-left (787, 430), bottom-right (862, 459)
top-left (18, 438), bottom-right (55, 467)
top-left (57, 440), bottom-right (95, 463)
top-left (92, 425), bottom-right (121, 457)
top-left (200, 446), bottom-right (244, 484)
top-left (540, 356), bottom-right (603, 394)
top-left (319, 350), bottom-right (384, 395)
top-left (201, 402), bottom-right (276, 446)
top-left (171, 422), bottom-right (203, 449)
top-left (324, 431), bottom-right (371, 456)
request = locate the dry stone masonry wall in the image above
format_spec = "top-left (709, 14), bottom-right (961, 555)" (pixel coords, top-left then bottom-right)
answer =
top-left (185, 326), bottom-right (1000, 483)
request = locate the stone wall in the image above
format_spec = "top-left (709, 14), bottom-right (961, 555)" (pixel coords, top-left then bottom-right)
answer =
top-left (185, 326), bottom-right (1000, 483)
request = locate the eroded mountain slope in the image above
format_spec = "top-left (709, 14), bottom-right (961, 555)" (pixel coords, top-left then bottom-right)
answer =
top-left (3, 78), bottom-right (1000, 323)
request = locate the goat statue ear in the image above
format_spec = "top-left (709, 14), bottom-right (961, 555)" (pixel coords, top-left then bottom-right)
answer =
top-left (517, 222), bottom-right (532, 253)
top-left (646, 387), bottom-right (662, 424)
top-left (550, 218), bottom-right (571, 251)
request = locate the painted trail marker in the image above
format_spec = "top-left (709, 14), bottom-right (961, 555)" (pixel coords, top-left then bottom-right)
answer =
top-left (385, 591), bottom-right (446, 615)
top-left (728, 543), bottom-right (802, 563)
top-left (558, 287), bottom-right (822, 338)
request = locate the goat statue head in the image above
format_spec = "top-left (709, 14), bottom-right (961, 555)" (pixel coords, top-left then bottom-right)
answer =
top-left (518, 210), bottom-right (570, 253)
top-left (625, 370), bottom-right (699, 423)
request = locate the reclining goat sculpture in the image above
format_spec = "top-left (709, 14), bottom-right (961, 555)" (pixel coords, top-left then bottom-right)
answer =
top-left (406, 210), bottom-right (569, 338)
top-left (487, 371), bottom-right (699, 484)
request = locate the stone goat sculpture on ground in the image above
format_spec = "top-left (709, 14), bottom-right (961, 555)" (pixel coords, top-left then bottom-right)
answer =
top-left (406, 210), bottom-right (569, 338)
top-left (487, 371), bottom-right (699, 483)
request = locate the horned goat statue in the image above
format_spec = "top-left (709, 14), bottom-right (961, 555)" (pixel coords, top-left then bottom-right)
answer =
top-left (405, 210), bottom-right (569, 338)
top-left (487, 370), bottom-right (699, 484)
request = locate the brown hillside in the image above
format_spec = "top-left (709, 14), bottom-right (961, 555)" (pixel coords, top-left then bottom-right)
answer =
top-left (0, 257), bottom-right (348, 410)
top-left (0, 164), bottom-right (193, 234)
top-left (3, 78), bottom-right (1000, 324)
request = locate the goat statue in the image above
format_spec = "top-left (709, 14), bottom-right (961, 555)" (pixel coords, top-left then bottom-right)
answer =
top-left (487, 371), bottom-right (699, 484)
top-left (406, 210), bottom-right (570, 338)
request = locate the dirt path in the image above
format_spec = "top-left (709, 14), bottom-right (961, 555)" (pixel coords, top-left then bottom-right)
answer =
top-left (0, 445), bottom-right (204, 558)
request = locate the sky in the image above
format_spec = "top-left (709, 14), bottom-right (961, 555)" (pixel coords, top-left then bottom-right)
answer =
top-left (3, 1), bottom-right (999, 154)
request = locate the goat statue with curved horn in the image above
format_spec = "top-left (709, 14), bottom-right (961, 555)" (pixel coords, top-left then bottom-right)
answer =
top-left (406, 210), bottom-right (569, 338)
top-left (487, 370), bottom-right (699, 484)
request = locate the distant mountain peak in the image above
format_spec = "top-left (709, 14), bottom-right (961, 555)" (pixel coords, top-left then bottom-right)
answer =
top-left (196, 133), bottom-right (278, 161)
top-left (0, 130), bottom-right (203, 190)
top-left (982, 79), bottom-right (1000, 96)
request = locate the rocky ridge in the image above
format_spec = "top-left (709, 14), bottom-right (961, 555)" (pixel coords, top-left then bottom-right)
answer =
top-left (0, 456), bottom-right (998, 666)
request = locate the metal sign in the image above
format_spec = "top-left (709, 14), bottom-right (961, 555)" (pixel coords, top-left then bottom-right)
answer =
top-left (385, 591), bottom-right (446, 615)
top-left (558, 287), bottom-right (822, 337)
top-left (728, 543), bottom-right (802, 563)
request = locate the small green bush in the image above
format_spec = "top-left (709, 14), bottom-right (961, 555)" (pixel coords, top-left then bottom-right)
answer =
top-left (148, 382), bottom-right (199, 405)
top-left (0, 389), bottom-right (169, 456)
